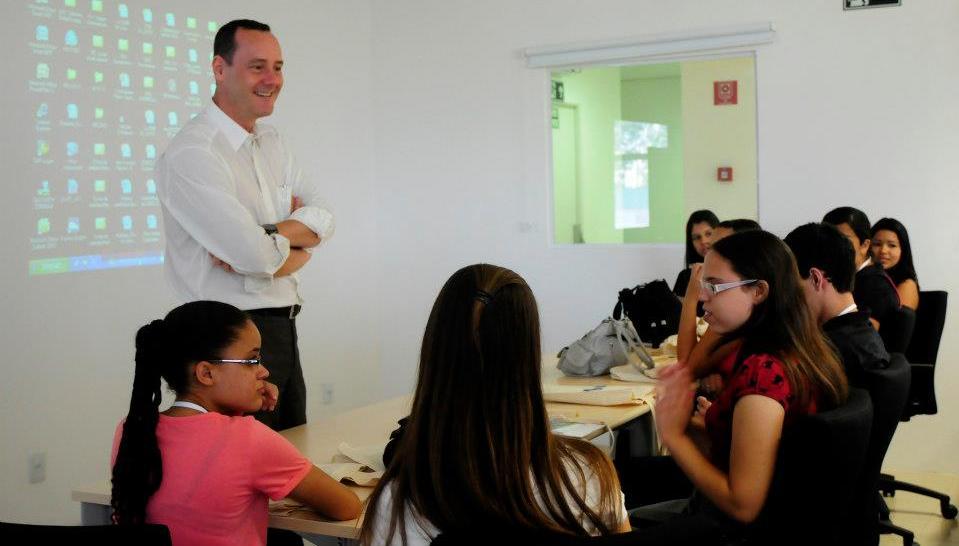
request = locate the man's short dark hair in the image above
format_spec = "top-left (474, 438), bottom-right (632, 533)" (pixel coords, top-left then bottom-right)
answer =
top-left (784, 222), bottom-right (856, 293)
top-left (214, 19), bottom-right (271, 64)
top-left (717, 218), bottom-right (761, 233)
top-left (822, 206), bottom-right (871, 244)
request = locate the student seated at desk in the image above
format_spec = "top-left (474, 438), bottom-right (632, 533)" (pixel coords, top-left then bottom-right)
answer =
top-left (110, 301), bottom-right (361, 546)
top-left (870, 217), bottom-right (920, 311)
top-left (360, 264), bottom-right (630, 546)
top-left (642, 231), bottom-right (848, 535)
top-left (673, 210), bottom-right (719, 297)
top-left (823, 206), bottom-right (900, 329)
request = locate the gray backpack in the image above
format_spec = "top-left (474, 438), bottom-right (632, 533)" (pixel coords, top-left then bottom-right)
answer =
top-left (557, 317), bottom-right (654, 377)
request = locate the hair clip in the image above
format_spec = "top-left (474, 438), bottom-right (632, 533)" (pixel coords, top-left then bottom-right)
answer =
top-left (475, 290), bottom-right (493, 305)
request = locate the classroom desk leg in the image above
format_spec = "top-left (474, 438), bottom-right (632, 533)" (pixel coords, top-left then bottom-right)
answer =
top-left (81, 502), bottom-right (112, 525)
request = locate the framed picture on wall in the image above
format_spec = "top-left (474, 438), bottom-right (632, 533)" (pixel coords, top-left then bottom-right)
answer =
top-left (844, 0), bottom-right (901, 10)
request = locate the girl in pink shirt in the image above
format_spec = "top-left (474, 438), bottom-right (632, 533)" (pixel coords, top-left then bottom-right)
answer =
top-left (110, 301), bottom-right (361, 545)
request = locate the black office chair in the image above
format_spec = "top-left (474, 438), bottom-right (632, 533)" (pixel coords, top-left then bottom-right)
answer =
top-left (878, 291), bottom-right (957, 522)
top-left (750, 388), bottom-right (874, 546)
top-left (880, 306), bottom-right (916, 355)
top-left (0, 522), bottom-right (172, 545)
top-left (431, 514), bottom-right (720, 546)
top-left (844, 353), bottom-right (912, 546)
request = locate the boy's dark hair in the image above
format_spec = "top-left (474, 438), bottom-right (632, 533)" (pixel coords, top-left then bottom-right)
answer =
top-left (717, 218), bottom-right (760, 233)
top-left (784, 222), bottom-right (856, 293)
top-left (823, 206), bottom-right (871, 244)
top-left (214, 19), bottom-right (271, 64)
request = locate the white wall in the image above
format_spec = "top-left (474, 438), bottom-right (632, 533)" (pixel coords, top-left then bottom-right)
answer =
top-left (367, 0), bottom-right (959, 474)
top-left (3, 0), bottom-right (958, 525)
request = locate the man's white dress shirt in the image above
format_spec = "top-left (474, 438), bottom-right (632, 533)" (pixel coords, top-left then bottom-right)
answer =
top-left (157, 103), bottom-right (334, 310)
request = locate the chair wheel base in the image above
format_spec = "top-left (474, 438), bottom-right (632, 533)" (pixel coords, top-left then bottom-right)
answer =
top-left (942, 503), bottom-right (958, 519)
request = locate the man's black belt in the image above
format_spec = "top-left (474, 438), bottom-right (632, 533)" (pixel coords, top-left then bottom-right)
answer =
top-left (246, 305), bottom-right (301, 319)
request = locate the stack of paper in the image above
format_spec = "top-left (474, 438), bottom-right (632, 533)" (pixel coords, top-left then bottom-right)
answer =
top-left (543, 385), bottom-right (643, 406)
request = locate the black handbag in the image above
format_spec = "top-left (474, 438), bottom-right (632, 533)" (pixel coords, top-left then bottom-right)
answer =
top-left (612, 279), bottom-right (682, 347)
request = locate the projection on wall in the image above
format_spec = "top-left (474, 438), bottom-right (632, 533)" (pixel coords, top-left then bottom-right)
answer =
top-left (26, 0), bottom-right (216, 275)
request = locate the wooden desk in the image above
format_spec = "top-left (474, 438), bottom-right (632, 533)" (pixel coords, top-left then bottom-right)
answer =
top-left (73, 361), bottom-right (654, 541)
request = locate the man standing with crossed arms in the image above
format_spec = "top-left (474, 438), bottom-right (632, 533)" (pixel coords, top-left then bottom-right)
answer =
top-left (157, 19), bottom-right (333, 431)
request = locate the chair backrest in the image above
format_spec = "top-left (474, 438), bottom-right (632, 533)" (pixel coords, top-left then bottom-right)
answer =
top-left (903, 290), bottom-right (948, 418)
top-left (843, 353), bottom-right (911, 546)
top-left (751, 388), bottom-right (873, 546)
top-left (0, 522), bottom-right (172, 545)
top-left (879, 306), bottom-right (916, 354)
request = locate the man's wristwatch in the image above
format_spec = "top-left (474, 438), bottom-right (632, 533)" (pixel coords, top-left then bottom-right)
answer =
top-left (262, 223), bottom-right (278, 236)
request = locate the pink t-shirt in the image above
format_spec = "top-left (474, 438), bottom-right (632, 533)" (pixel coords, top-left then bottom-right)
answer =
top-left (111, 413), bottom-right (312, 546)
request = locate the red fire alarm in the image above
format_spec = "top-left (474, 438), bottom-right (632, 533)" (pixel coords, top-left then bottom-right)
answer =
top-left (717, 167), bottom-right (733, 182)
top-left (714, 81), bottom-right (738, 105)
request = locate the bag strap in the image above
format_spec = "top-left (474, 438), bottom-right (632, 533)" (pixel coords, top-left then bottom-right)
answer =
top-left (612, 317), bottom-right (656, 370)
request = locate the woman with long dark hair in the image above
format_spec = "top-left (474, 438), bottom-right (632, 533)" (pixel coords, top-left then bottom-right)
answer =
top-left (111, 300), bottom-right (361, 545)
top-left (651, 231), bottom-right (848, 529)
top-left (360, 264), bottom-right (628, 545)
top-left (673, 210), bottom-right (720, 297)
top-left (870, 218), bottom-right (919, 310)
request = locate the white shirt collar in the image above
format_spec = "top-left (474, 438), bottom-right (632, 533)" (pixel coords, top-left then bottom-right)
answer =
top-left (857, 256), bottom-right (872, 272)
top-left (205, 102), bottom-right (260, 152)
top-left (837, 303), bottom-right (858, 316)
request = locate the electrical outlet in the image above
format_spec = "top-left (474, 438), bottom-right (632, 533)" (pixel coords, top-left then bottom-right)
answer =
top-left (29, 452), bottom-right (46, 484)
top-left (321, 383), bottom-right (334, 405)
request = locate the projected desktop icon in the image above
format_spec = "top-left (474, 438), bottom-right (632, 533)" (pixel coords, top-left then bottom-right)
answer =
top-left (143, 76), bottom-right (154, 89)
top-left (147, 214), bottom-right (158, 229)
top-left (64, 0), bottom-right (77, 7)
top-left (91, 0), bottom-right (103, 12)
top-left (142, 42), bottom-right (153, 55)
top-left (144, 110), bottom-right (155, 125)
top-left (37, 180), bottom-right (50, 197)
top-left (146, 179), bottom-right (157, 193)
top-left (208, 21), bottom-right (218, 32)
top-left (189, 81), bottom-right (199, 95)
top-left (94, 179), bottom-right (106, 192)
top-left (36, 63), bottom-right (50, 80)
top-left (36, 25), bottom-right (49, 41)
top-left (67, 179), bottom-right (79, 194)
top-left (165, 46), bottom-right (176, 58)
top-left (210, 83), bottom-right (216, 96)
top-left (168, 112), bottom-right (179, 126)
top-left (94, 71), bottom-right (104, 83)
top-left (94, 107), bottom-right (104, 119)
top-left (67, 142), bottom-right (79, 157)
top-left (65, 30), bottom-right (78, 47)
top-left (37, 218), bottom-right (51, 235)
top-left (92, 34), bottom-right (104, 48)
top-left (121, 144), bottom-right (132, 158)
top-left (188, 49), bottom-right (198, 63)
top-left (167, 79), bottom-right (177, 93)
top-left (119, 73), bottom-right (131, 88)
top-left (118, 38), bottom-right (129, 52)
top-left (145, 145), bottom-right (156, 159)
top-left (142, 8), bottom-right (152, 23)
top-left (165, 13), bottom-right (175, 27)
top-left (187, 17), bottom-right (197, 29)
top-left (122, 215), bottom-right (133, 231)
top-left (121, 178), bottom-right (132, 193)
top-left (67, 217), bottom-right (80, 234)
top-left (67, 103), bottom-right (78, 119)
top-left (36, 140), bottom-right (49, 157)
top-left (36, 103), bottom-right (48, 118)
top-left (95, 217), bottom-right (107, 230)
top-left (94, 143), bottom-right (106, 156)
top-left (66, 68), bottom-right (77, 80)
top-left (118, 3), bottom-right (128, 18)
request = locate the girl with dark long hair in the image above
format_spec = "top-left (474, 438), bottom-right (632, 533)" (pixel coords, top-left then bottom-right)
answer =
top-left (111, 300), bottom-right (361, 545)
top-left (360, 264), bottom-right (628, 545)
top-left (673, 209), bottom-right (720, 296)
top-left (870, 218), bottom-right (919, 310)
top-left (652, 231), bottom-right (848, 527)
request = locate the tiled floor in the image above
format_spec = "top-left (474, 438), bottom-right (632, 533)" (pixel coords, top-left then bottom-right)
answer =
top-left (880, 470), bottom-right (959, 546)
